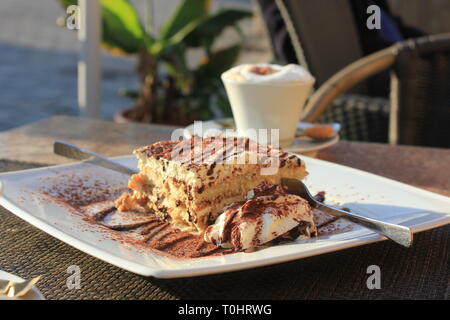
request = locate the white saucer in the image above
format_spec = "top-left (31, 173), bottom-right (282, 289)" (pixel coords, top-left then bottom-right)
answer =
top-left (0, 270), bottom-right (45, 300)
top-left (183, 118), bottom-right (340, 153)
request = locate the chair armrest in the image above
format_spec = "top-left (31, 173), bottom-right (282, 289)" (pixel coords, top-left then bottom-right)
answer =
top-left (318, 94), bottom-right (390, 142)
top-left (301, 47), bottom-right (395, 123)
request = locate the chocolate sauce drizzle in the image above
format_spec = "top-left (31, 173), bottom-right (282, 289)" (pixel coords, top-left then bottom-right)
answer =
top-left (137, 135), bottom-right (297, 170)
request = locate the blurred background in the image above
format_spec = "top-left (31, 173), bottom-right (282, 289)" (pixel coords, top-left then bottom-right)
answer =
top-left (0, 0), bottom-right (266, 130)
top-left (0, 0), bottom-right (449, 146)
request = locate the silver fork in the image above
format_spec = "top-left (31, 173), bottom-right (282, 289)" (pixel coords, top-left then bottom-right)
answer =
top-left (281, 178), bottom-right (413, 247)
top-left (53, 141), bottom-right (138, 175)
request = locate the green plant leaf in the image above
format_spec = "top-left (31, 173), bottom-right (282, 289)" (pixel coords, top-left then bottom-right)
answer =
top-left (159, 0), bottom-right (209, 40)
top-left (184, 9), bottom-right (252, 49)
top-left (149, 18), bottom-right (203, 56)
top-left (151, 6), bottom-right (251, 58)
top-left (58, 0), bottom-right (77, 7)
top-left (101, 0), bottom-right (149, 54)
top-left (194, 44), bottom-right (241, 89)
top-left (58, 0), bottom-right (151, 54)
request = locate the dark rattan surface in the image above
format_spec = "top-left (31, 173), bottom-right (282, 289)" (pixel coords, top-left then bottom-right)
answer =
top-left (0, 160), bottom-right (449, 300)
top-left (394, 38), bottom-right (450, 148)
top-left (320, 94), bottom-right (390, 143)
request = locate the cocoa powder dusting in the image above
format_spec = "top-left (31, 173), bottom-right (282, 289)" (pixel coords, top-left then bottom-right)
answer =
top-left (38, 171), bottom-right (127, 207)
top-left (88, 207), bottom-right (232, 259)
top-left (35, 171), bottom-right (351, 259)
top-left (249, 66), bottom-right (278, 75)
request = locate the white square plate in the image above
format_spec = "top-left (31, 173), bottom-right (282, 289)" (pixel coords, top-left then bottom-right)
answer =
top-left (0, 155), bottom-right (449, 278)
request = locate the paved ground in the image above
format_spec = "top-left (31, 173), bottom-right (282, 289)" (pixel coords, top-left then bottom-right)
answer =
top-left (0, 0), bottom-right (270, 131)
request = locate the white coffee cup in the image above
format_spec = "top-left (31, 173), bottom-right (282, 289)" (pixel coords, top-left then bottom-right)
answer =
top-left (221, 64), bottom-right (315, 147)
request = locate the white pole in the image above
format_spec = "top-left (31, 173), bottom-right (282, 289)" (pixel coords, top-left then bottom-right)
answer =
top-left (78, 0), bottom-right (101, 118)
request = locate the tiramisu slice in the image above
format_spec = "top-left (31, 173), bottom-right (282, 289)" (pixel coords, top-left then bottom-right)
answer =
top-left (204, 182), bottom-right (317, 250)
top-left (115, 135), bottom-right (307, 232)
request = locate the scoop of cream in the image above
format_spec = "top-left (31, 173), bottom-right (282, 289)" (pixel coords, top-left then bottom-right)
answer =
top-left (204, 183), bottom-right (317, 251)
top-left (221, 63), bottom-right (314, 84)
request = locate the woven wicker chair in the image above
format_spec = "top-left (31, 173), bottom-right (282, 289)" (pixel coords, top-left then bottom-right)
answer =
top-left (302, 33), bottom-right (450, 148)
top-left (259, 1), bottom-right (449, 146)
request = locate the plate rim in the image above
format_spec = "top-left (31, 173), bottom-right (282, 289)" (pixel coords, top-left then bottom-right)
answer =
top-left (0, 155), bottom-right (449, 278)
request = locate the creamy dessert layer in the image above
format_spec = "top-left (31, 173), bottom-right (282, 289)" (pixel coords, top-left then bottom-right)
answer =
top-left (204, 182), bottom-right (317, 250)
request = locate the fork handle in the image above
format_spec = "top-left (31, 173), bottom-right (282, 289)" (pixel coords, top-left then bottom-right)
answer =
top-left (54, 141), bottom-right (138, 176)
top-left (316, 203), bottom-right (413, 247)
